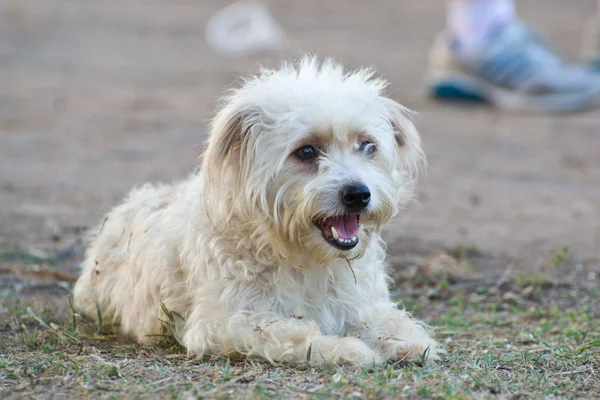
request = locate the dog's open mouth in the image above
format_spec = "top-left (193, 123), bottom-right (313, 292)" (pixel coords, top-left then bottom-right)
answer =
top-left (314, 214), bottom-right (360, 250)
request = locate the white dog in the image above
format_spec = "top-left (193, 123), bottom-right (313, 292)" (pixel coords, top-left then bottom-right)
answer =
top-left (73, 56), bottom-right (440, 366)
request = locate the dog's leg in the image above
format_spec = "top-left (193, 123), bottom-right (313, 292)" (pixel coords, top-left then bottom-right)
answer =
top-left (182, 310), bottom-right (382, 366)
top-left (349, 305), bottom-right (441, 363)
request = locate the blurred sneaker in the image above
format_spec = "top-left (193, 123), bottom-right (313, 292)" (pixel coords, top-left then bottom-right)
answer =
top-left (426, 21), bottom-right (600, 112)
top-left (581, 16), bottom-right (600, 71)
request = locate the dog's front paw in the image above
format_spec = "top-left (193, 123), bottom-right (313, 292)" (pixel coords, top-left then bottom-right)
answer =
top-left (381, 335), bottom-right (441, 363)
top-left (310, 336), bottom-right (382, 366)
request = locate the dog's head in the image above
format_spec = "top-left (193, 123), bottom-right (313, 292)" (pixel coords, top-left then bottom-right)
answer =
top-left (202, 57), bottom-right (424, 264)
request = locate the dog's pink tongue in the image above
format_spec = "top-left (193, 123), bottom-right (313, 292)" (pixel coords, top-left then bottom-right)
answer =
top-left (330, 215), bottom-right (359, 238)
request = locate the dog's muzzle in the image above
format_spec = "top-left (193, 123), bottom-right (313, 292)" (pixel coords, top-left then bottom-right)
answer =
top-left (313, 183), bottom-right (370, 251)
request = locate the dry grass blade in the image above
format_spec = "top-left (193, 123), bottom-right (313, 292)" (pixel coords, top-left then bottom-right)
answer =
top-left (26, 307), bottom-right (80, 343)
top-left (343, 256), bottom-right (357, 285)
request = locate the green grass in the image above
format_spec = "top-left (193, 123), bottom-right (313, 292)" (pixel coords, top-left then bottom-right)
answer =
top-left (1, 257), bottom-right (598, 399)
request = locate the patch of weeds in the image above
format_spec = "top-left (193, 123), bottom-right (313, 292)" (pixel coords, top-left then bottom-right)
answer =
top-left (95, 302), bottom-right (103, 334)
top-left (106, 365), bottom-right (119, 379)
top-left (220, 357), bottom-right (232, 383)
top-left (515, 270), bottom-right (553, 290)
top-left (252, 384), bottom-right (275, 400)
top-left (396, 297), bottom-right (422, 314)
top-left (579, 339), bottom-right (600, 353)
top-left (550, 245), bottom-right (569, 269)
top-left (440, 310), bottom-right (470, 327)
top-left (451, 242), bottom-right (480, 259)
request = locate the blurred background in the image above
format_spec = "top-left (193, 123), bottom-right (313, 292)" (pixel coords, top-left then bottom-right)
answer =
top-left (0, 0), bottom-right (598, 274)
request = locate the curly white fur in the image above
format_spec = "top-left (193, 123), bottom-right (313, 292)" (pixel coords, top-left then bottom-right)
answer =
top-left (73, 56), bottom-right (441, 366)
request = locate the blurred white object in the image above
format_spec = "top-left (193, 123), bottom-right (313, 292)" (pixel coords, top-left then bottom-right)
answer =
top-left (205, 1), bottom-right (285, 57)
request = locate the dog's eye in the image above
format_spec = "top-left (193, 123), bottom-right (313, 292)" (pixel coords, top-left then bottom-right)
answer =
top-left (359, 141), bottom-right (376, 156)
top-left (295, 145), bottom-right (318, 160)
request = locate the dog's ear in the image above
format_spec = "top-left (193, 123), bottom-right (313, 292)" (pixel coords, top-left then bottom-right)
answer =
top-left (388, 105), bottom-right (425, 178)
top-left (216, 111), bottom-right (244, 158)
top-left (211, 107), bottom-right (257, 162)
top-left (201, 105), bottom-right (261, 226)
top-left (203, 105), bottom-right (260, 175)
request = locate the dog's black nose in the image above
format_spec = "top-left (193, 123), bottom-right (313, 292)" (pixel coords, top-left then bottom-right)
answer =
top-left (341, 184), bottom-right (371, 211)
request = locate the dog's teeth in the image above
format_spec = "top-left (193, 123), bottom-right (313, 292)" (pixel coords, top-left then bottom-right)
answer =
top-left (331, 226), bottom-right (339, 240)
top-left (332, 234), bottom-right (359, 245)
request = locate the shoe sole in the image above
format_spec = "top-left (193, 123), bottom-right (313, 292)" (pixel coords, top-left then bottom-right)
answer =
top-left (426, 71), bottom-right (600, 113)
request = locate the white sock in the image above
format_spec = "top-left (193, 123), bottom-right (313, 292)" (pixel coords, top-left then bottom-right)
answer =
top-left (447, 0), bottom-right (516, 58)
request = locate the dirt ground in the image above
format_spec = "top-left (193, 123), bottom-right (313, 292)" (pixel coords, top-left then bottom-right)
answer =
top-left (1, 0), bottom-right (599, 270)
top-left (0, 0), bottom-right (599, 398)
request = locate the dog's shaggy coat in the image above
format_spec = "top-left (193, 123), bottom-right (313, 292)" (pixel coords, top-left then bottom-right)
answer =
top-left (73, 57), bottom-right (440, 366)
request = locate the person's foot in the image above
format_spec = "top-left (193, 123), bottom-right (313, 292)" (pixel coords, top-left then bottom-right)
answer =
top-left (426, 21), bottom-right (600, 112)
